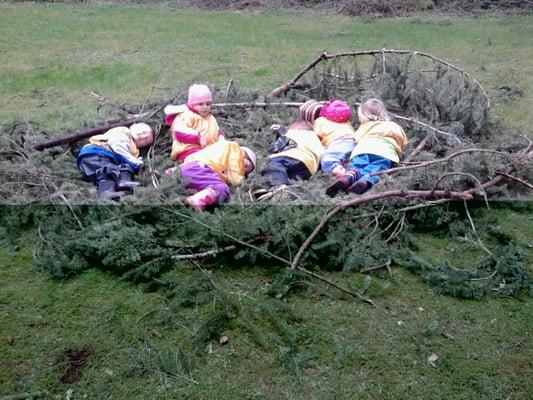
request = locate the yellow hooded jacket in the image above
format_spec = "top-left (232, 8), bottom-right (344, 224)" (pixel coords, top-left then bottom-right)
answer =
top-left (170, 105), bottom-right (220, 161)
top-left (352, 121), bottom-right (408, 163)
top-left (183, 140), bottom-right (246, 186)
top-left (312, 117), bottom-right (357, 147)
top-left (270, 129), bottom-right (325, 174)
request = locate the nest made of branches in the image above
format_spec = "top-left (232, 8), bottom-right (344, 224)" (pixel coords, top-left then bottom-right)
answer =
top-left (0, 49), bottom-right (531, 207)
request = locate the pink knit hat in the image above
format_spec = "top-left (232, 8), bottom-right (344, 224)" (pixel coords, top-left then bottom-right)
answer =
top-left (187, 84), bottom-right (212, 106)
top-left (319, 99), bottom-right (352, 123)
top-left (299, 100), bottom-right (324, 123)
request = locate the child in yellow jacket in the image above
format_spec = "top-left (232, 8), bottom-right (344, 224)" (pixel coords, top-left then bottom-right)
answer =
top-left (259, 119), bottom-right (324, 190)
top-left (164, 84), bottom-right (224, 163)
top-left (326, 98), bottom-right (408, 197)
top-left (300, 99), bottom-right (357, 176)
top-left (180, 140), bottom-right (257, 211)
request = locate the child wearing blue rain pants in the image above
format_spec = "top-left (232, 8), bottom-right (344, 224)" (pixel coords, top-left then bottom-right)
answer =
top-left (325, 98), bottom-right (408, 197)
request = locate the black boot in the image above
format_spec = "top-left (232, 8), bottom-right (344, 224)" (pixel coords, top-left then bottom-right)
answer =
top-left (116, 165), bottom-right (139, 191)
top-left (347, 180), bottom-right (371, 194)
top-left (97, 179), bottom-right (121, 198)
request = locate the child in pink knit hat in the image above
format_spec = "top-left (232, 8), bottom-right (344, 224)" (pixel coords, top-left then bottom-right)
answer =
top-left (164, 84), bottom-right (225, 164)
top-left (325, 98), bottom-right (407, 197)
top-left (299, 99), bottom-right (357, 177)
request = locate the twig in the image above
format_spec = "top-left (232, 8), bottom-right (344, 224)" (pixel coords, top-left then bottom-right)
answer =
top-left (138, 52), bottom-right (178, 116)
top-left (360, 260), bottom-right (392, 274)
top-left (495, 172), bottom-right (533, 190)
top-left (463, 200), bottom-right (493, 256)
top-left (384, 214), bottom-right (405, 243)
top-left (163, 208), bottom-right (373, 305)
top-left (470, 270), bottom-right (498, 281)
top-left (225, 79), bottom-right (233, 100)
top-left (57, 193), bottom-right (84, 229)
top-left (431, 172), bottom-right (488, 205)
top-left (269, 52), bottom-right (329, 98)
top-left (171, 237), bottom-right (263, 260)
top-left (213, 101), bottom-right (303, 108)
top-left (163, 208), bottom-right (291, 266)
top-left (403, 136), bottom-right (429, 163)
top-left (289, 180), bottom-right (519, 273)
top-left (296, 265), bottom-right (375, 306)
top-left (394, 114), bottom-right (462, 143)
top-left (376, 148), bottom-right (515, 177)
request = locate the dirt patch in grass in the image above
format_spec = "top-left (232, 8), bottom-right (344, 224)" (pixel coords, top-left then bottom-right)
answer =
top-left (59, 345), bottom-right (93, 384)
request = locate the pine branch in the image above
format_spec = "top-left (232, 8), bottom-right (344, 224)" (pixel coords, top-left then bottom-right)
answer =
top-left (268, 49), bottom-right (490, 110)
top-left (289, 161), bottom-right (532, 275)
top-left (171, 237), bottom-right (264, 260)
top-left (377, 148), bottom-right (521, 177)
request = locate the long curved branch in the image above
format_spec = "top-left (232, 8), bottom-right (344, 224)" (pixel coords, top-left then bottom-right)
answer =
top-left (268, 49), bottom-right (490, 110)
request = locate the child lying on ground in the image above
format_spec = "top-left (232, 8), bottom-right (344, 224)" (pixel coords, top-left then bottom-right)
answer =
top-left (164, 84), bottom-right (224, 163)
top-left (325, 98), bottom-right (407, 197)
top-left (180, 140), bottom-right (257, 211)
top-left (300, 99), bottom-right (357, 177)
top-left (253, 119), bottom-right (325, 200)
top-left (77, 123), bottom-right (154, 198)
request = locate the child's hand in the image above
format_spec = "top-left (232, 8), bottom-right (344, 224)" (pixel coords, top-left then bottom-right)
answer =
top-left (164, 167), bottom-right (178, 176)
top-left (199, 135), bottom-right (207, 147)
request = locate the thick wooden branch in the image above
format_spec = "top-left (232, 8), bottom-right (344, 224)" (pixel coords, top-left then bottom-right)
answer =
top-left (33, 118), bottom-right (139, 151)
top-left (269, 52), bottom-right (329, 98)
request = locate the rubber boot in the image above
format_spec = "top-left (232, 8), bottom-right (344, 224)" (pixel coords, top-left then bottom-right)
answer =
top-left (185, 188), bottom-right (217, 212)
top-left (97, 179), bottom-right (122, 199)
top-left (347, 180), bottom-right (371, 195)
top-left (116, 165), bottom-right (139, 191)
top-left (325, 169), bottom-right (360, 197)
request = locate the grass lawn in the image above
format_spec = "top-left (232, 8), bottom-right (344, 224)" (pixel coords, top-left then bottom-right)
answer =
top-left (0, 3), bottom-right (532, 399)
top-left (1, 235), bottom-right (532, 399)
top-left (0, 3), bottom-right (532, 133)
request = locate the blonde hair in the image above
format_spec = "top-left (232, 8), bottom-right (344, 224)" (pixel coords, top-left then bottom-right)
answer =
top-left (358, 98), bottom-right (391, 122)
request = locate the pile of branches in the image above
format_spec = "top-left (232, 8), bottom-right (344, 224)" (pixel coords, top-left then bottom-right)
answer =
top-left (2, 49), bottom-right (530, 206)
top-left (1, 49), bottom-right (531, 304)
top-left (181, 0), bottom-right (533, 14)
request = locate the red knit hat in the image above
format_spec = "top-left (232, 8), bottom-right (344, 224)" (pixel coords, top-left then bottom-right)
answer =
top-left (319, 99), bottom-right (352, 123)
top-left (299, 100), bottom-right (324, 123)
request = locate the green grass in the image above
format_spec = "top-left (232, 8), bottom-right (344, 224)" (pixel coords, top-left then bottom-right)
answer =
top-left (1, 242), bottom-right (531, 399)
top-left (0, 3), bottom-right (532, 132)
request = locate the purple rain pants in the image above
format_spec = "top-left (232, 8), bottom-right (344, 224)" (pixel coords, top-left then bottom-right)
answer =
top-left (180, 161), bottom-right (230, 204)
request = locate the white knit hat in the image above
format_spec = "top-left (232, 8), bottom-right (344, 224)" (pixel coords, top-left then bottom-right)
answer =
top-left (241, 146), bottom-right (257, 171)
